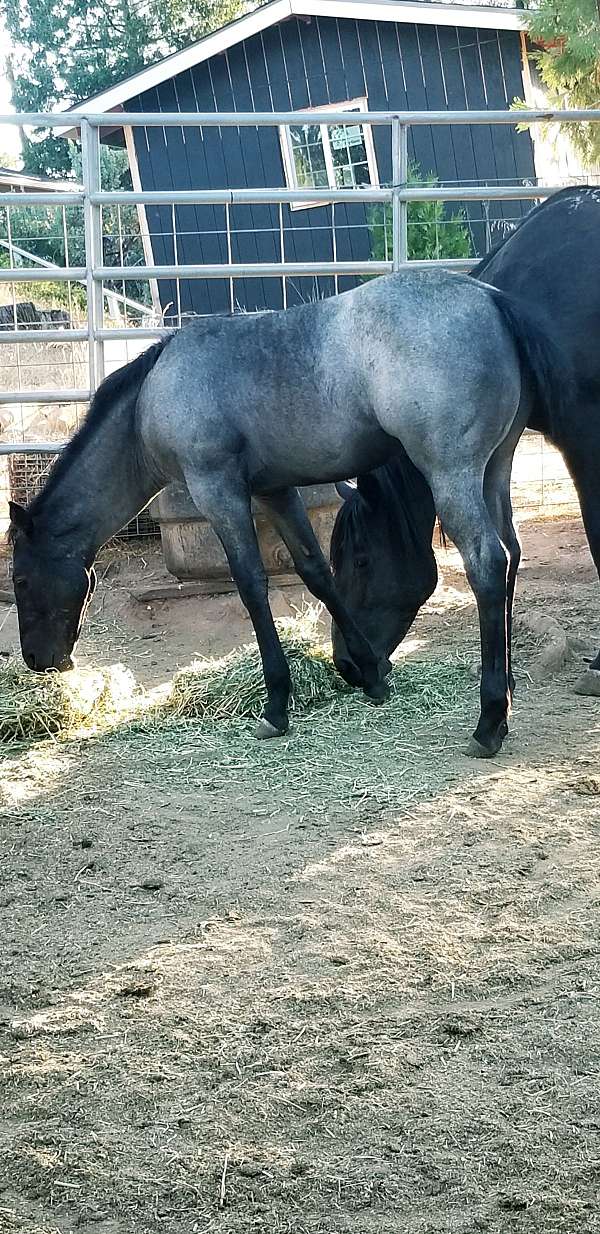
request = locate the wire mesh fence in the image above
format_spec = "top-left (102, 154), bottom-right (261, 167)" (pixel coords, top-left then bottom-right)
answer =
top-left (1, 107), bottom-right (596, 543)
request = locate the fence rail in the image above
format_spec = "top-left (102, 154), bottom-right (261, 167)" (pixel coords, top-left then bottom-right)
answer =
top-left (1, 108), bottom-right (598, 127)
top-left (0, 106), bottom-right (598, 478)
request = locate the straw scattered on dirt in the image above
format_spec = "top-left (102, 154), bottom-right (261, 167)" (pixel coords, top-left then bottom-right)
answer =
top-left (0, 609), bottom-right (473, 755)
top-left (2, 516), bottom-right (600, 1234)
top-left (0, 659), bottom-right (137, 742)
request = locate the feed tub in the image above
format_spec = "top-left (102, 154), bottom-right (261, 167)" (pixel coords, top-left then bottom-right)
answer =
top-left (150, 482), bottom-right (342, 582)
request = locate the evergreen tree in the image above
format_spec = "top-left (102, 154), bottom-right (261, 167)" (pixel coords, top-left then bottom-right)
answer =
top-left (522, 0), bottom-right (600, 167)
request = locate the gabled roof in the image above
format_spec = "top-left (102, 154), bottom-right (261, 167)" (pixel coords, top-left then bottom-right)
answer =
top-left (63, 0), bottom-right (524, 118)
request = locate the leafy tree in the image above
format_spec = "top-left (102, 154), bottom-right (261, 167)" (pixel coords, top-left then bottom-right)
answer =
top-left (367, 163), bottom-right (473, 264)
top-left (0, 0), bottom-right (249, 311)
top-left (521, 0), bottom-right (600, 167)
top-left (1, 0), bottom-right (249, 178)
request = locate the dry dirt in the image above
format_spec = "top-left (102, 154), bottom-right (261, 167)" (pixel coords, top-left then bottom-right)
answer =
top-left (1, 515), bottom-right (600, 1234)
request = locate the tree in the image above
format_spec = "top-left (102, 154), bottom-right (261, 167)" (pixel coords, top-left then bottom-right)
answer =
top-left (367, 163), bottom-right (473, 265)
top-left (1, 0), bottom-right (250, 178)
top-left (521, 0), bottom-right (600, 167)
top-left (0, 0), bottom-right (250, 311)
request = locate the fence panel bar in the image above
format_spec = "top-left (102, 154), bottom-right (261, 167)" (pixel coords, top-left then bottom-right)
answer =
top-left (392, 119), bottom-right (409, 270)
top-left (94, 260), bottom-right (394, 280)
top-left (90, 188), bottom-right (394, 206)
top-left (81, 119), bottom-right (105, 393)
top-left (0, 390), bottom-right (90, 405)
top-left (12, 108), bottom-right (592, 127)
top-left (0, 267), bottom-right (86, 283)
top-left (0, 192), bottom-right (84, 206)
top-left (0, 441), bottom-right (66, 455)
top-left (0, 329), bottom-right (88, 344)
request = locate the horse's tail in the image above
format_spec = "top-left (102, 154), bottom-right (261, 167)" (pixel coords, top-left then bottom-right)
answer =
top-left (486, 285), bottom-right (573, 438)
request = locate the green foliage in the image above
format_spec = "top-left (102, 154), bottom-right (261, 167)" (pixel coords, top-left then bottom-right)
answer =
top-left (0, 144), bottom-right (150, 312)
top-left (2, 0), bottom-right (249, 178)
top-left (521, 0), bottom-right (600, 167)
top-left (0, 0), bottom-right (249, 313)
top-left (367, 164), bottom-right (473, 264)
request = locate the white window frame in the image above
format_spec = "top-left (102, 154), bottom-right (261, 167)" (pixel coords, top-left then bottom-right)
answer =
top-left (279, 97), bottom-right (379, 210)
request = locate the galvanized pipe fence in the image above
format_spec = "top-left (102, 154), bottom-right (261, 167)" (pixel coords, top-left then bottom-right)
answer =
top-left (0, 106), bottom-right (598, 468)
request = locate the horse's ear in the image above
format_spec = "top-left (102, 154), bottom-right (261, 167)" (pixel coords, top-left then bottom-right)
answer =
top-left (9, 502), bottom-right (33, 536)
top-left (335, 480), bottom-right (356, 503)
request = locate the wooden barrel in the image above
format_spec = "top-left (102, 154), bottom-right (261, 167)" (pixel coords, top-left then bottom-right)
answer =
top-left (149, 481), bottom-right (342, 582)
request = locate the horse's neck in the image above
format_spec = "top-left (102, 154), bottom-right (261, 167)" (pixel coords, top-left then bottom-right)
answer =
top-left (38, 402), bottom-right (159, 560)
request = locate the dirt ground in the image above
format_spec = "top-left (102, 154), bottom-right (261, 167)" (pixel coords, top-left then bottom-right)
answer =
top-left (1, 514), bottom-right (600, 1234)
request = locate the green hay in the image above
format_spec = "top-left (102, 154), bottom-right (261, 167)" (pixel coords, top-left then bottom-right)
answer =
top-left (0, 660), bottom-right (137, 743)
top-left (163, 609), bottom-right (470, 725)
top-left (0, 610), bottom-right (473, 751)
top-left (166, 615), bottom-right (346, 722)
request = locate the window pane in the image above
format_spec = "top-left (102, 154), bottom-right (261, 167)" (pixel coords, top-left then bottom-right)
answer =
top-left (290, 124), bottom-right (328, 189)
top-left (329, 121), bottom-right (371, 188)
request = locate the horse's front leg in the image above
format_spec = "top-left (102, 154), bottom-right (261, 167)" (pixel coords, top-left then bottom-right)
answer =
top-left (256, 487), bottom-right (390, 702)
top-left (185, 468), bottom-right (291, 737)
top-left (434, 480), bottom-right (510, 757)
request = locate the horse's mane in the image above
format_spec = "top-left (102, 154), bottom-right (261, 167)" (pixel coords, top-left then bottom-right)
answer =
top-left (330, 448), bottom-right (435, 569)
top-left (473, 185), bottom-right (591, 280)
top-left (12, 336), bottom-right (172, 533)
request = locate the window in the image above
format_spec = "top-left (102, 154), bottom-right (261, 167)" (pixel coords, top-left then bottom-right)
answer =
top-left (280, 99), bottom-right (378, 207)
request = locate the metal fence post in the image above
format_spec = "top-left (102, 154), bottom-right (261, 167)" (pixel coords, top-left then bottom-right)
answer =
top-left (81, 119), bottom-right (105, 394)
top-left (391, 118), bottom-right (409, 270)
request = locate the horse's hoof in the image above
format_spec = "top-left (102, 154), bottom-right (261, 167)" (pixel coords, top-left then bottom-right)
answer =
top-left (254, 718), bottom-right (288, 740)
top-left (573, 669), bottom-right (600, 698)
top-left (466, 736), bottom-right (497, 759)
top-left (466, 720), bottom-right (507, 759)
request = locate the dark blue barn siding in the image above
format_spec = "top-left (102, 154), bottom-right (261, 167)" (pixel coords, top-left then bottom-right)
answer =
top-left (130, 15), bottom-right (534, 318)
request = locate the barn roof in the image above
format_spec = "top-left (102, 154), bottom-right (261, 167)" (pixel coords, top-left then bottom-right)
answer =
top-left (0, 166), bottom-right (82, 191)
top-left (62, 0), bottom-right (525, 122)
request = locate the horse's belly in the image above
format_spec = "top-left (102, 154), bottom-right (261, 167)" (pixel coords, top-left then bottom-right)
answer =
top-left (248, 424), bottom-right (395, 492)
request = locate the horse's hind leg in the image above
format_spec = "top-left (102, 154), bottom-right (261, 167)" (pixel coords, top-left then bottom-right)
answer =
top-left (432, 476), bottom-right (510, 757)
top-left (484, 444), bottom-right (522, 700)
top-left (256, 487), bottom-right (389, 702)
top-left (557, 436), bottom-right (600, 673)
top-left (184, 467), bottom-right (291, 738)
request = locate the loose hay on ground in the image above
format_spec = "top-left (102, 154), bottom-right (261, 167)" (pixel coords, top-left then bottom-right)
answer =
top-left (164, 610), bottom-right (471, 724)
top-left (165, 614), bottom-right (345, 721)
top-left (0, 660), bottom-right (137, 743)
top-left (0, 611), bottom-right (473, 760)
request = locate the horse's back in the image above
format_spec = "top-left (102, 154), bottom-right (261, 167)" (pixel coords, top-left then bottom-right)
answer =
top-left (137, 270), bottom-right (525, 490)
top-left (475, 186), bottom-right (600, 392)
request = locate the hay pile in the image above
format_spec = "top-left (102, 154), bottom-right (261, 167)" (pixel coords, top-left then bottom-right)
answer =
top-left (0, 611), bottom-right (472, 743)
top-left (0, 660), bottom-right (137, 743)
top-left (165, 614), bottom-right (345, 721)
top-left (163, 610), bottom-right (470, 725)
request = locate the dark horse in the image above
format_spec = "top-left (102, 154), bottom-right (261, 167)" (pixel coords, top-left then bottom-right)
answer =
top-left (331, 185), bottom-right (600, 680)
top-left (9, 269), bottom-right (568, 757)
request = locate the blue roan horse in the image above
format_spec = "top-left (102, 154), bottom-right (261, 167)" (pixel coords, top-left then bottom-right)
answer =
top-left (330, 187), bottom-right (600, 687)
top-left (9, 269), bottom-right (569, 757)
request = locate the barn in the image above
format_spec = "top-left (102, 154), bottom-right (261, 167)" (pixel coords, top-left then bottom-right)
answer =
top-left (67, 0), bottom-right (538, 320)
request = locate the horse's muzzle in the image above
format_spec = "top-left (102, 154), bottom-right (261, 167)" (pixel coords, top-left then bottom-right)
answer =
top-left (24, 649), bottom-right (74, 673)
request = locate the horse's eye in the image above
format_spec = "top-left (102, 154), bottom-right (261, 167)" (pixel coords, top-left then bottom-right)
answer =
top-left (354, 556), bottom-right (368, 569)
top-left (13, 576), bottom-right (27, 589)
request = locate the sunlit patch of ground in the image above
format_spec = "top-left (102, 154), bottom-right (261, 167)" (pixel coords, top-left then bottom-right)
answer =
top-left (1, 515), bottom-right (600, 1233)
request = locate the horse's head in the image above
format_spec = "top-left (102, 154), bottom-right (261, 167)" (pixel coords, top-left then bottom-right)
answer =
top-left (9, 502), bottom-right (96, 673)
top-left (330, 465), bottom-right (438, 683)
